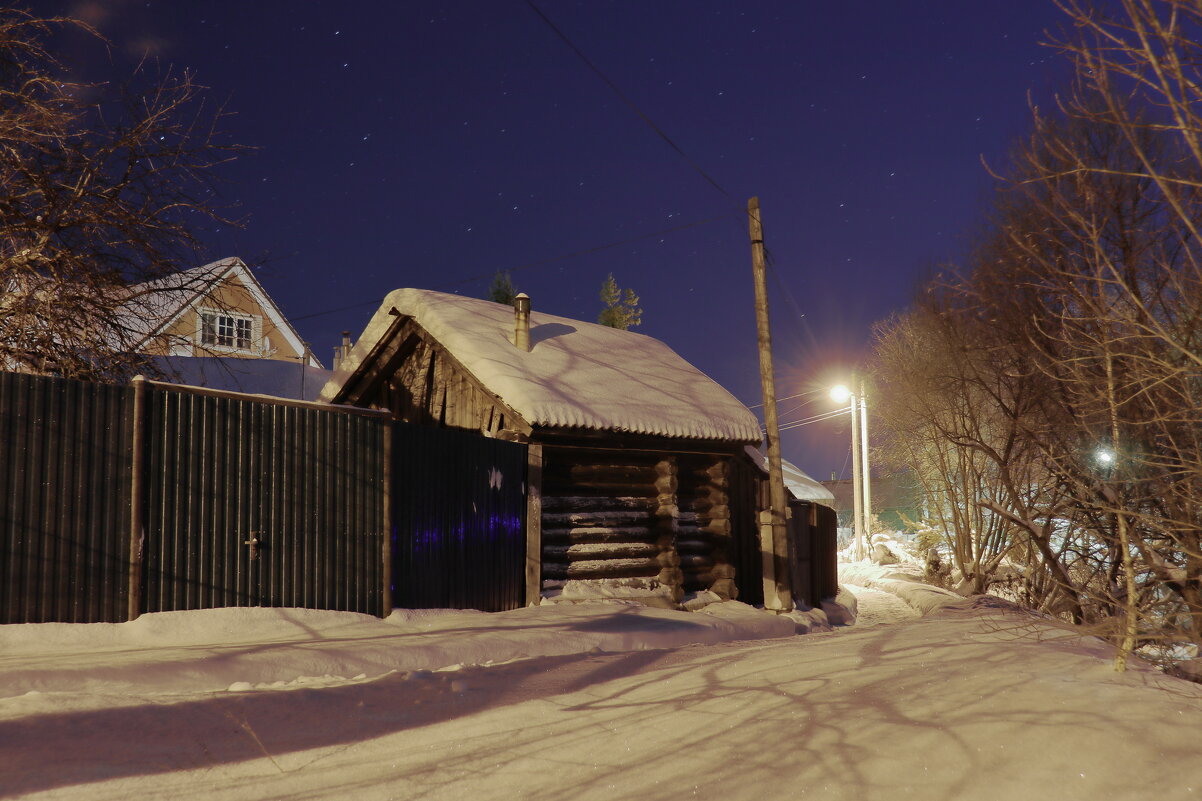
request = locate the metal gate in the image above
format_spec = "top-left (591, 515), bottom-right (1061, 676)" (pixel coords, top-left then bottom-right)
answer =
top-left (139, 381), bottom-right (390, 616)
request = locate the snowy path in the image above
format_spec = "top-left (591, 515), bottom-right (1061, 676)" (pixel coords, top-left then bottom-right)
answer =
top-left (844, 582), bottom-right (921, 627)
top-left (4, 600), bottom-right (1202, 801)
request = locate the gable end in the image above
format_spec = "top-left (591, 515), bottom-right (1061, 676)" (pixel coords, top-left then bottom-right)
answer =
top-left (328, 315), bottom-right (530, 438)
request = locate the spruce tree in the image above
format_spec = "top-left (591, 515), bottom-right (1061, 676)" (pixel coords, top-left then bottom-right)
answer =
top-left (487, 271), bottom-right (517, 305)
top-left (597, 273), bottom-right (642, 330)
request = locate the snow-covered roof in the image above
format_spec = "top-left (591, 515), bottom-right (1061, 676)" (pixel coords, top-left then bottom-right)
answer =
top-left (321, 289), bottom-right (763, 443)
top-left (744, 446), bottom-right (836, 504)
top-left (149, 356), bottom-right (333, 402)
top-left (117, 259), bottom-right (233, 344)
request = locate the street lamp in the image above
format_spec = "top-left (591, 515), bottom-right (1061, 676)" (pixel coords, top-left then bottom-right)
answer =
top-left (831, 378), bottom-right (871, 560)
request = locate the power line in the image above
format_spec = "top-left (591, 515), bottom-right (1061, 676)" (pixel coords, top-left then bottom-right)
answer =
top-left (765, 254), bottom-right (820, 356)
top-left (524, 0), bottom-right (738, 208)
top-left (760, 406), bottom-right (847, 433)
top-left (289, 297), bottom-right (381, 323)
top-left (439, 213), bottom-right (731, 289)
top-left (745, 387), bottom-right (827, 409)
top-left (837, 443), bottom-right (852, 483)
top-left (289, 213), bottom-right (730, 323)
top-left (774, 407), bottom-right (849, 433)
top-left (777, 395), bottom-right (820, 422)
top-left (778, 407), bottom-right (849, 430)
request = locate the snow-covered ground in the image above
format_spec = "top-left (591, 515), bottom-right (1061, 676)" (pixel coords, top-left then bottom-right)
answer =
top-left (4, 573), bottom-right (1202, 801)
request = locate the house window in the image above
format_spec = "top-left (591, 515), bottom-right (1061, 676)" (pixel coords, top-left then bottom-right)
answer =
top-left (199, 310), bottom-right (257, 352)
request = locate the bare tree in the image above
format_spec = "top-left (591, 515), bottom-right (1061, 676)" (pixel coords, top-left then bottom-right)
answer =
top-left (0, 9), bottom-right (240, 380)
top-left (1041, 0), bottom-right (1202, 668)
top-left (875, 1), bottom-right (1202, 672)
top-left (874, 307), bottom-right (1017, 596)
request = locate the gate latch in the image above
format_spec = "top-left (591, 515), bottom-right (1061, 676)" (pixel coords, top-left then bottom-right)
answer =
top-left (243, 533), bottom-right (262, 561)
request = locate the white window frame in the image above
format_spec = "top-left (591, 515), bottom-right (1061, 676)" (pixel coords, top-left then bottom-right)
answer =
top-left (196, 307), bottom-right (260, 355)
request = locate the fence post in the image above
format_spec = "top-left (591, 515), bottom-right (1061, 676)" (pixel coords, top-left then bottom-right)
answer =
top-left (381, 421), bottom-right (393, 617)
top-left (127, 375), bottom-right (148, 621)
top-left (525, 442), bottom-right (543, 607)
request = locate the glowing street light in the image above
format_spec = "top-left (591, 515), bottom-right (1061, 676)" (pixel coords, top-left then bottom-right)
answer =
top-left (1096, 448), bottom-right (1116, 465)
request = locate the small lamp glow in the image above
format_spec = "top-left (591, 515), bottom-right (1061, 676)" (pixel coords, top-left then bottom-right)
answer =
top-left (830, 384), bottom-right (852, 403)
top-left (1096, 448), bottom-right (1115, 465)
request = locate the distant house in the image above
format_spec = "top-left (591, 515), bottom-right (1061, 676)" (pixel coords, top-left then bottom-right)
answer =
top-left (0, 256), bottom-right (324, 394)
top-left (822, 473), bottom-right (924, 532)
top-left (123, 257), bottom-right (319, 366)
top-left (320, 289), bottom-right (769, 606)
top-left (122, 257), bottom-right (330, 400)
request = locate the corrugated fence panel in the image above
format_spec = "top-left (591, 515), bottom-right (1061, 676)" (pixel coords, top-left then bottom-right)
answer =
top-left (0, 372), bottom-right (132, 623)
top-left (141, 385), bottom-right (387, 616)
top-left (787, 499), bottom-right (816, 608)
top-left (392, 422), bottom-right (527, 612)
top-left (814, 503), bottom-right (839, 601)
top-left (728, 454), bottom-right (765, 607)
top-left (785, 500), bottom-right (841, 608)
top-left (3, 371), bottom-right (534, 621)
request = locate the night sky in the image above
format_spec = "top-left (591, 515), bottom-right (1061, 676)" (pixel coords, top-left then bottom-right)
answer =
top-left (35, 0), bottom-right (1072, 479)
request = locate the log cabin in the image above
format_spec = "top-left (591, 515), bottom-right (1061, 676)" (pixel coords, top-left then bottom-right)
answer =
top-left (319, 289), bottom-right (770, 607)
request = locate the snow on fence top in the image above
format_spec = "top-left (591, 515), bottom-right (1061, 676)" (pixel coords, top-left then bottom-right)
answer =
top-left (743, 445), bottom-right (836, 503)
top-left (322, 288), bottom-right (763, 442)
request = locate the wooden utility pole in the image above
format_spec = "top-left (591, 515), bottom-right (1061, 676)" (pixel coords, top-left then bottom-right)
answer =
top-left (747, 197), bottom-right (792, 612)
top-left (525, 443), bottom-right (543, 607)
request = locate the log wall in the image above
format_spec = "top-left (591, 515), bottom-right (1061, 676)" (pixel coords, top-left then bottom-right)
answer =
top-left (676, 455), bottom-right (739, 599)
top-left (540, 449), bottom-right (662, 590)
top-left (540, 447), bottom-right (745, 603)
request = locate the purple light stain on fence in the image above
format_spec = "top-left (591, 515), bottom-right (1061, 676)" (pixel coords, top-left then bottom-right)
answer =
top-left (408, 512), bottom-right (522, 554)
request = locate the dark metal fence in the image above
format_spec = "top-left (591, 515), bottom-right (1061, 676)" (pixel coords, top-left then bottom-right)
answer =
top-left (391, 421), bottom-right (528, 612)
top-left (5, 369), bottom-right (838, 621)
top-left (1, 372), bottom-right (392, 622)
top-left (813, 502), bottom-right (839, 601)
top-left (787, 499), bottom-right (839, 608)
top-left (728, 450), bottom-right (840, 610)
top-left (139, 382), bottom-right (389, 616)
top-left (728, 452), bottom-right (765, 606)
top-left (0, 372), bottom-right (133, 623)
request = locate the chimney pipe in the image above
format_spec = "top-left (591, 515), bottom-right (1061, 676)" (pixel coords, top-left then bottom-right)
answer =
top-left (514, 293), bottom-right (531, 352)
top-left (333, 331), bottom-right (352, 370)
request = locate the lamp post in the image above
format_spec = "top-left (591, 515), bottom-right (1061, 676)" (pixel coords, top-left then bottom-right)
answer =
top-left (831, 377), bottom-right (871, 560)
top-left (858, 378), bottom-right (871, 555)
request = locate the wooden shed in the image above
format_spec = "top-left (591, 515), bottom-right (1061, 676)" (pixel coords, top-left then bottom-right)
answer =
top-left (319, 289), bottom-right (767, 607)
